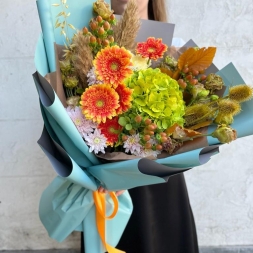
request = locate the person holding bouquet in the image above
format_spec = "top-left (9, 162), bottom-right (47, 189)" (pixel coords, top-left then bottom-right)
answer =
top-left (91, 0), bottom-right (200, 253)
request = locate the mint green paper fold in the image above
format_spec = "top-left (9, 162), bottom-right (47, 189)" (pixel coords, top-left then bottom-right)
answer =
top-left (34, 34), bottom-right (49, 76)
top-left (38, 127), bottom-right (97, 191)
top-left (33, 72), bottom-right (100, 165)
top-left (39, 176), bottom-right (133, 247)
top-left (88, 159), bottom-right (167, 191)
top-left (87, 145), bottom-right (219, 191)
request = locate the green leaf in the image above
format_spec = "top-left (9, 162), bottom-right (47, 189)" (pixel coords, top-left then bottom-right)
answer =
top-left (119, 117), bottom-right (127, 126)
top-left (107, 30), bottom-right (113, 35)
top-left (125, 124), bottom-right (133, 131)
top-left (162, 118), bottom-right (168, 129)
top-left (157, 120), bottom-right (162, 129)
top-left (76, 88), bottom-right (84, 94)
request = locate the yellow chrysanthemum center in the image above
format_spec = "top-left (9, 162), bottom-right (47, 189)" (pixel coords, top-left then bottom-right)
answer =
top-left (74, 118), bottom-right (81, 126)
top-left (94, 137), bottom-right (101, 144)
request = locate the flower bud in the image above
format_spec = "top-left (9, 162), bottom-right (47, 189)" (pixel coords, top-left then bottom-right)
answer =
top-left (66, 96), bottom-right (81, 107)
top-left (98, 27), bottom-right (105, 35)
top-left (191, 84), bottom-right (208, 98)
top-left (64, 76), bottom-right (79, 89)
top-left (103, 21), bottom-right (110, 31)
top-left (205, 73), bottom-right (224, 92)
top-left (83, 27), bottom-right (89, 35)
top-left (108, 35), bottom-right (114, 43)
top-left (210, 95), bottom-right (219, 101)
top-left (93, 1), bottom-right (113, 20)
top-left (90, 21), bottom-right (98, 31)
top-left (164, 55), bottom-right (178, 69)
top-left (96, 15), bottom-right (103, 23)
top-left (211, 125), bottom-right (237, 143)
top-left (89, 36), bottom-right (97, 44)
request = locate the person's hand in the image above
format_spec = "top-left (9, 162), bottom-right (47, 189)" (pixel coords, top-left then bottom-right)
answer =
top-left (98, 186), bottom-right (125, 197)
top-left (115, 190), bottom-right (125, 196)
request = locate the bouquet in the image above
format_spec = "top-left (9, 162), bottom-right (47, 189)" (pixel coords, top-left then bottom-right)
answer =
top-left (34, 0), bottom-right (253, 252)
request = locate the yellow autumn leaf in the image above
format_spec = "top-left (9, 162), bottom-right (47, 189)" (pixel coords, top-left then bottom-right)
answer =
top-left (160, 67), bottom-right (174, 78)
top-left (178, 47), bottom-right (216, 72)
top-left (52, 3), bottom-right (60, 6)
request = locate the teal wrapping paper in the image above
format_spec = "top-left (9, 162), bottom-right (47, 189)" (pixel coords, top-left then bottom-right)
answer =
top-left (36, 0), bottom-right (110, 71)
top-left (34, 1), bottom-right (252, 253)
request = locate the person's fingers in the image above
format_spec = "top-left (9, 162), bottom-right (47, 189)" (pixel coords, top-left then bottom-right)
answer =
top-left (98, 186), bottom-right (108, 193)
top-left (116, 190), bottom-right (125, 196)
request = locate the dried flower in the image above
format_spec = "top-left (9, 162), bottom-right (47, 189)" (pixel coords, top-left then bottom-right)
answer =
top-left (205, 73), bottom-right (224, 93)
top-left (211, 124), bottom-right (237, 143)
top-left (162, 138), bottom-right (183, 155)
top-left (64, 76), bottom-right (79, 89)
top-left (71, 32), bottom-right (94, 89)
top-left (113, 0), bottom-right (140, 51)
top-left (93, 0), bottom-right (113, 20)
top-left (66, 96), bottom-right (80, 107)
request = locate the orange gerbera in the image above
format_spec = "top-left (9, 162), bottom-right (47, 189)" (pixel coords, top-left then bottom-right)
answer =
top-left (136, 37), bottom-right (168, 60)
top-left (98, 117), bottom-right (122, 145)
top-left (115, 83), bottom-right (133, 114)
top-left (80, 84), bottom-right (119, 123)
top-left (93, 45), bottom-right (133, 88)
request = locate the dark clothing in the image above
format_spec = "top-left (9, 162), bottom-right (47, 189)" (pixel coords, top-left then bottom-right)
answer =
top-left (116, 174), bottom-right (199, 253)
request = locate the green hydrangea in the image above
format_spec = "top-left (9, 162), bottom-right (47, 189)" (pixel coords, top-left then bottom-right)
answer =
top-left (124, 68), bottom-right (185, 130)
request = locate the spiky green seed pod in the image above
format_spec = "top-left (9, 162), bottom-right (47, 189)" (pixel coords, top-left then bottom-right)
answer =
top-left (218, 99), bottom-right (241, 116)
top-left (184, 103), bottom-right (218, 126)
top-left (229, 84), bottom-right (253, 103)
top-left (214, 114), bottom-right (234, 125)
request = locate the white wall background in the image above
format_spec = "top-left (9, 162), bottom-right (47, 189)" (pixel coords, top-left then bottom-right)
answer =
top-left (0, 0), bottom-right (252, 250)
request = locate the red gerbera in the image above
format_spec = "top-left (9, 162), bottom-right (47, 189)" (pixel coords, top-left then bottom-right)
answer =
top-left (98, 117), bottom-right (122, 145)
top-left (80, 84), bottom-right (119, 123)
top-left (136, 37), bottom-right (168, 60)
top-left (115, 83), bottom-right (133, 114)
top-left (93, 45), bottom-right (133, 88)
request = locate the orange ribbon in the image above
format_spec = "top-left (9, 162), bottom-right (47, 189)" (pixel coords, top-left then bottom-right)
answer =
top-left (93, 191), bottom-right (125, 253)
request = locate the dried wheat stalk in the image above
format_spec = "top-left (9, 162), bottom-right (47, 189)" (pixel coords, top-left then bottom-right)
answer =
top-left (72, 31), bottom-right (93, 89)
top-left (113, 0), bottom-right (140, 51)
